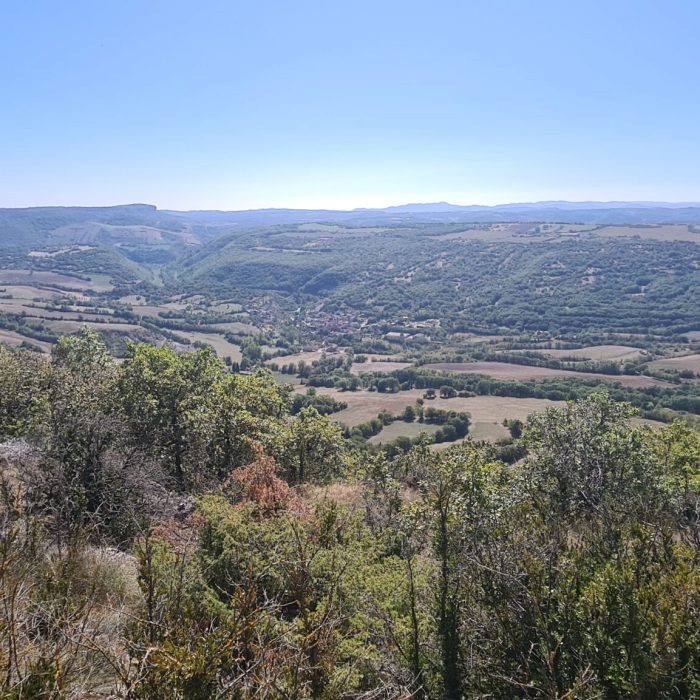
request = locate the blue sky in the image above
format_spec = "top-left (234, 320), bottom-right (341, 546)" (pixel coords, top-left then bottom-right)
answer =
top-left (2, 1), bottom-right (699, 209)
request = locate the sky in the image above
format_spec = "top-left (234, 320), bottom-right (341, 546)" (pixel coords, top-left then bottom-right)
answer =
top-left (1, 0), bottom-right (699, 210)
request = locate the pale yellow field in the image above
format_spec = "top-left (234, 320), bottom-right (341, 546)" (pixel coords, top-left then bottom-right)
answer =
top-left (595, 225), bottom-right (700, 243)
top-left (176, 331), bottom-right (242, 362)
top-left (0, 284), bottom-right (65, 300)
top-left (128, 304), bottom-right (173, 318)
top-left (43, 320), bottom-right (143, 334)
top-left (0, 329), bottom-right (53, 353)
top-left (311, 387), bottom-right (565, 429)
top-left (368, 421), bottom-right (441, 445)
top-left (449, 333), bottom-right (505, 345)
top-left (267, 350), bottom-right (334, 366)
top-left (423, 361), bottom-right (668, 388)
top-left (518, 345), bottom-right (643, 361)
top-left (648, 354), bottom-right (700, 374)
top-left (210, 302), bottom-right (243, 313)
top-left (0, 269), bottom-right (114, 291)
top-left (468, 421), bottom-right (511, 441)
top-left (210, 321), bottom-right (259, 335)
top-left (351, 361), bottom-right (413, 374)
top-left (0, 300), bottom-right (113, 323)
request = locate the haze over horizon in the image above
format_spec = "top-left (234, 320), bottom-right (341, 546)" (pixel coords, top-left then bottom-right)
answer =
top-left (3, 0), bottom-right (700, 210)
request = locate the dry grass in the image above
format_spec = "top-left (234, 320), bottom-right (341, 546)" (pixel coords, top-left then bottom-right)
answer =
top-left (128, 303), bottom-right (173, 318)
top-left (351, 361), bottom-right (413, 374)
top-left (0, 284), bottom-right (65, 300)
top-left (450, 333), bottom-right (505, 345)
top-left (267, 349), bottom-right (333, 366)
top-left (0, 269), bottom-right (115, 291)
top-left (468, 421), bottom-right (511, 442)
top-left (312, 387), bottom-right (565, 428)
top-left (595, 225), bottom-right (700, 243)
top-left (175, 331), bottom-right (242, 362)
top-left (0, 329), bottom-right (53, 352)
top-left (648, 354), bottom-right (700, 374)
top-left (0, 302), bottom-right (113, 323)
top-left (43, 320), bottom-right (143, 334)
top-left (368, 421), bottom-right (441, 445)
top-left (422, 361), bottom-right (668, 388)
top-left (302, 482), bottom-right (364, 509)
top-left (631, 417), bottom-right (667, 429)
top-left (518, 345), bottom-right (643, 361)
top-left (210, 321), bottom-right (259, 335)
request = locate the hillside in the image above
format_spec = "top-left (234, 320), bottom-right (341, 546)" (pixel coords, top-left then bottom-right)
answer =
top-left (0, 203), bottom-right (213, 251)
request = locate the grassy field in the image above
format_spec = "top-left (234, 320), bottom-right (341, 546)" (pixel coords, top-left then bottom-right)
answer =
top-left (43, 320), bottom-right (143, 334)
top-left (175, 331), bottom-right (242, 362)
top-left (518, 345), bottom-right (643, 361)
top-left (0, 269), bottom-right (114, 291)
top-left (351, 360), bottom-right (413, 374)
top-left (0, 284), bottom-right (65, 301)
top-left (422, 361), bottom-right (668, 388)
top-left (0, 329), bottom-right (53, 353)
top-left (469, 421), bottom-right (511, 442)
top-left (267, 350), bottom-right (336, 366)
top-left (0, 301), bottom-right (112, 323)
top-left (595, 225), bottom-right (700, 243)
top-left (368, 421), bottom-right (441, 445)
top-left (648, 354), bottom-right (700, 374)
top-left (210, 321), bottom-right (259, 335)
top-left (311, 387), bottom-right (565, 431)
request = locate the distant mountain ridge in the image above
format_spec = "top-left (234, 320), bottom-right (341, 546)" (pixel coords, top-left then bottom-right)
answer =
top-left (165, 201), bottom-right (700, 227)
top-left (3, 200), bottom-right (700, 250)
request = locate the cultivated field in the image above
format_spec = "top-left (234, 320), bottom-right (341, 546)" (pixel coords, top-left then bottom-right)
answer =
top-left (351, 361), bottom-right (413, 374)
top-left (267, 350), bottom-right (339, 366)
top-left (648, 354), bottom-right (700, 374)
top-left (0, 269), bottom-right (113, 291)
top-left (368, 421), bottom-right (441, 445)
top-left (210, 321), bottom-right (258, 335)
top-left (422, 361), bottom-right (668, 388)
top-left (43, 320), bottom-right (143, 334)
top-left (0, 272), bottom-right (254, 364)
top-left (468, 421), bottom-right (511, 442)
top-left (518, 345), bottom-right (643, 361)
top-left (595, 225), bottom-right (700, 243)
top-left (175, 331), bottom-right (242, 362)
top-left (0, 329), bottom-right (53, 353)
top-left (311, 387), bottom-right (565, 433)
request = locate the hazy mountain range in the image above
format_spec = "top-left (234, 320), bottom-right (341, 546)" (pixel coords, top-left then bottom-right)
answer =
top-left (166, 200), bottom-right (700, 227)
top-left (2, 201), bottom-right (700, 249)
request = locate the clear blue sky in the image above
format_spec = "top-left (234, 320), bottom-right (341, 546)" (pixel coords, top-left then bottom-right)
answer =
top-left (2, 0), bottom-right (699, 210)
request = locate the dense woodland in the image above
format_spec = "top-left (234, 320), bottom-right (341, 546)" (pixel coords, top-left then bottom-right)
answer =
top-left (2, 331), bottom-right (700, 698)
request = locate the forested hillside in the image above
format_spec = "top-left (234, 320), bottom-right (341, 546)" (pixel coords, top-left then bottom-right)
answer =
top-left (2, 331), bottom-right (700, 698)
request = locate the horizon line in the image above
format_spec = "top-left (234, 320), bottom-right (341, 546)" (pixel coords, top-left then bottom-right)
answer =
top-left (4, 198), bottom-right (700, 213)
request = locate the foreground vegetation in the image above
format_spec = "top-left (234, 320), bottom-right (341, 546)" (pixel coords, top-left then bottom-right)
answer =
top-left (2, 332), bottom-right (700, 698)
